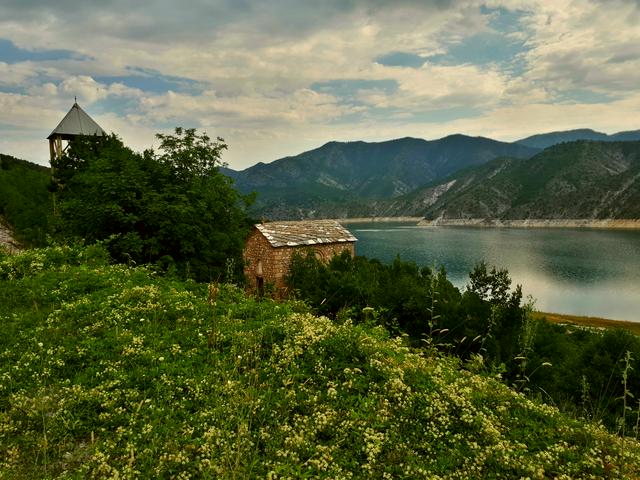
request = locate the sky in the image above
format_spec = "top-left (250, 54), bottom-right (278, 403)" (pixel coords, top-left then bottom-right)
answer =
top-left (1, 0), bottom-right (639, 170)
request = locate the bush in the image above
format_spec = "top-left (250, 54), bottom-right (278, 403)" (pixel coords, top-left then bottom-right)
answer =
top-left (287, 252), bottom-right (640, 434)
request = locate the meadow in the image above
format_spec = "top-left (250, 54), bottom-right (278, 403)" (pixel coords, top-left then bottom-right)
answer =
top-left (1, 244), bottom-right (639, 479)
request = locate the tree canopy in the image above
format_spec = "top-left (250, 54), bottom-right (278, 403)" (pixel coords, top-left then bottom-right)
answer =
top-left (52, 128), bottom-right (253, 281)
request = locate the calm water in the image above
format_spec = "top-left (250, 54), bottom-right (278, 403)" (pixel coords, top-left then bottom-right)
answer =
top-left (345, 223), bottom-right (640, 322)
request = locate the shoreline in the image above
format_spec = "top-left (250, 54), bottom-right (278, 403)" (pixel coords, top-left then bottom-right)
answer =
top-left (417, 218), bottom-right (640, 230)
top-left (332, 217), bottom-right (640, 229)
top-left (536, 311), bottom-right (640, 335)
top-left (336, 216), bottom-right (423, 224)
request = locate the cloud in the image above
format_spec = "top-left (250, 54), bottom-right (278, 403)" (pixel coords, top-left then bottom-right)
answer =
top-left (516, 0), bottom-right (640, 96)
top-left (311, 79), bottom-right (399, 104)
top-left (0, 0), bottom-right (638, 170)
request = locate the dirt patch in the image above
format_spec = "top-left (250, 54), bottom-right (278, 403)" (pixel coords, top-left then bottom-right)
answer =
top-left (0, 219), bottom-right (21, 253)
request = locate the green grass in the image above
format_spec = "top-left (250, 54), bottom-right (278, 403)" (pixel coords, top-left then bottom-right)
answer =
top-left (1, 245), bottom-right (640, 478)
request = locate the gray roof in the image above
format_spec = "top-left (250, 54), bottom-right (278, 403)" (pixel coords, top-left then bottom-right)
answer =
top-left (256, 220), bottom-right (357, 247)
top-left (47, 102), bottom-right (106, 140)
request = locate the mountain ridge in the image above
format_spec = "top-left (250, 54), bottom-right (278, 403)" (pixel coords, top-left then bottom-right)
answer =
top-left (225, 134), bottom-right (539, 218)
top-left (385, 140), bottom-right (640, 221)
top-left (516, 128), bottom-right (640, 149)
top-left (223, 128), bottom-right (640, 220)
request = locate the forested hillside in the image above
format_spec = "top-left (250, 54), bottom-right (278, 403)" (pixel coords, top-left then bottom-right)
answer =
top-left (223, 135), bottom-right (640, 221)
top-left (0, 153), bottom-right (50, 246)
top-left (395, 141), bottom-right (640, 220)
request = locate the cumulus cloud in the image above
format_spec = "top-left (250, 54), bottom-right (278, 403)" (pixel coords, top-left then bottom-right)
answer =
top-left (517, 0), bottom-right (640, 95)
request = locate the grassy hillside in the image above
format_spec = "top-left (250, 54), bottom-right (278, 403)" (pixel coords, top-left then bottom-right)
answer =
top-left (1, 245), bottom-right (639, 478)
top-left (0, 154), bottom-right (51, 246)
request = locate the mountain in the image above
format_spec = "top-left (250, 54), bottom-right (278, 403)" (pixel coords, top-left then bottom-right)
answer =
top-left (387, 141), bottom-right (640, 220)
top-left (224, 135), bottom-right (538, 219)
top-left (516, 128), bottom-right (640, 150)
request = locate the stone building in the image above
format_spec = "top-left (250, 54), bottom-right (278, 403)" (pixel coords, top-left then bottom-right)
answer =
top-left (243, 220), bottom-right (357, 296)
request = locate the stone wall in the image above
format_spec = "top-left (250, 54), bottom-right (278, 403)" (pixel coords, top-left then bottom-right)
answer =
top-left (243, 229), bottom-right (355, 296)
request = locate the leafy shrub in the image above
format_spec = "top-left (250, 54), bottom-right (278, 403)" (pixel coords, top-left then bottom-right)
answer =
top-left (287, 252), bottom-right (640, 434)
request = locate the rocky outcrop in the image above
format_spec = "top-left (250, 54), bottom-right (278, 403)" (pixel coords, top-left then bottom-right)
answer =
top-left (0, 219), bottom-right (21, 253)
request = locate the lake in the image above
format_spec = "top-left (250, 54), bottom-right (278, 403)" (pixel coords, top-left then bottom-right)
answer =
top-left (344, 223), bottom-right (640, 322)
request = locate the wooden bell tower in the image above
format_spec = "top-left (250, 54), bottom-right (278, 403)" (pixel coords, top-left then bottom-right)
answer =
top-left (48, 100), bottom-right (106, 212)
top-left (48, 99), bottom-right (106, 163)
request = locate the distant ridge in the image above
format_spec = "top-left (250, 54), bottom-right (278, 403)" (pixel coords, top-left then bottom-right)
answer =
top-left (516, 128), bottom-right (640, 150)
top-left (4, 126), bottom-right (639, 226)
top-left (224, 135), bottom-right (538, 219)
top-left (387, 140), bottom-right (640, 221)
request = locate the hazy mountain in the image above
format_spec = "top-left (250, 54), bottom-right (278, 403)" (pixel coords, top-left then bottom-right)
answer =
top-left (224, 135), bottom-right (538, 219)
top-left (516, 129), bottom-right (640, 150)
top-left (388, 141), bottom-right (640, 220)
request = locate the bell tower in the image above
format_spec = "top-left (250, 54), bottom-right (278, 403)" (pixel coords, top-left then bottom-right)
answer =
top-left (48, 100), bottom-right (106, 213)
top-left (48, 99), bottom-right (106, 163)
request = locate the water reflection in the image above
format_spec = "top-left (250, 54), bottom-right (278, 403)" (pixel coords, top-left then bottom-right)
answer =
top-left (347, 224), bottom-right (640, 321)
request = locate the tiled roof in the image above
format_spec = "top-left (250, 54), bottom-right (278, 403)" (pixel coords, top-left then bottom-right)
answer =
top-left (47, 102), bottom-right (106, 140)
top-left (256, 220), bottom-right (357, 247)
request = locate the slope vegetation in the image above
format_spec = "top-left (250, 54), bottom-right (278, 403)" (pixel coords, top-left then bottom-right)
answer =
top-left (1, 245), bottom-right (639, 478)
top-left (0, 154), bottom-right (51, 246)
top-left (390, 141), bottom-right (640, 220)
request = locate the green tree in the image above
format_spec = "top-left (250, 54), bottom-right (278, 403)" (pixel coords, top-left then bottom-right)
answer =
top-left (287, 251), bottom-right (460, 338)
top-left (53, 129), bottom-right (253, 281)
top-left (155, 127), bottom-right (228, 180)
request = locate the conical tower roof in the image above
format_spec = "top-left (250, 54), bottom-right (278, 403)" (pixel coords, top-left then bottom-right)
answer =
top-left (47, 102), bottom-right (106, 140)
